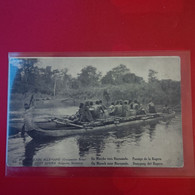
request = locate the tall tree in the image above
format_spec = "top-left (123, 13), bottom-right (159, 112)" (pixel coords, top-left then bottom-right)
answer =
top-left (52, 69), bottom-right (65, 96)
top-left (10, 58), bottom-right (39, 93)
top-left (148, 69), bottom-right (158, 83)
top-left (77, 66), bottom-right (102, 87)
top-left (102, 64), bottom-right (130, 85)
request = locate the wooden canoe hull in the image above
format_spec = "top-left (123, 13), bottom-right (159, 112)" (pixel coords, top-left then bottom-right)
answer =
top-left (26, 112), bottom-right (176, 141)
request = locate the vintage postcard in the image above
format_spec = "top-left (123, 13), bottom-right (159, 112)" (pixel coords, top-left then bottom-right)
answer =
top-left (7, 56), bottom-right (183, 167)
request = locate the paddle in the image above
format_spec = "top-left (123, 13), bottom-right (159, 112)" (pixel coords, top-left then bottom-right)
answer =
top-left (53, 118), bottom-right (83, 128)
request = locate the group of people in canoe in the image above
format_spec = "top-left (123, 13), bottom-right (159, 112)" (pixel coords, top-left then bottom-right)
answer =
top-left (74, 99), bottom-right (161, 122)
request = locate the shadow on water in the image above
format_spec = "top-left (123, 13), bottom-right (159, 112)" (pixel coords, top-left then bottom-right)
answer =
top-left (77, 132), bottom-right (110, 157)
top-left (147, 123), bottom-right (157, 142)
top-left (76, 123), bottom-right (159, 157)
top-left (23, 132), bottom-right (109, 166)
top-left (22, 138), bottom-right (64, 166)
top-left (112, 126), bottom-right (144, 148)
top-left (113, 123), bottom-right (158, 147)
top-left (22, 118), bottom-right (173, 166)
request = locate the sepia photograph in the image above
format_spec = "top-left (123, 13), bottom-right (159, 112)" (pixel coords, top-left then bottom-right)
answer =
top-left (7, 56), bottom-right (183, 167)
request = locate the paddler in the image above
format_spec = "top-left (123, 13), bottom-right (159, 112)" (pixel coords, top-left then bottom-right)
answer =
top-left (162, 104), bottom-right (171, 113)
top-left (136, 104), bottom-right (146, 115)
top-left (78, 103), bottom-right (85, 122)
top-left (89, 101), bottom-right (96, 119)
top-left (148, 100), bottom-right (156, 113)
top-left (99, 100), bottom-right (106, 110)
top-left (132, 100), bottom-right (140, 110)
top-left (108, 102), bottom-right (115, 116)
top-left (121, 100), bottom-right (128, 117)
top-left (99, 100), bottom-right (106, 118)
top-left (113, 101), bottom-right (122, 116)
top-left (78, 102), bottom-right (93, 122)
top-left (84, 101), bottom-right (94, 122)
top-left (93, 101), bottom-right (101, 120)
top-left (128, 99), bottom-right (133, 109)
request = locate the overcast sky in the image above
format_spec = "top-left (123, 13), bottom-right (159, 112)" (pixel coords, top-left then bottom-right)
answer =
top-left (12, 56), bottom-right (181, 81)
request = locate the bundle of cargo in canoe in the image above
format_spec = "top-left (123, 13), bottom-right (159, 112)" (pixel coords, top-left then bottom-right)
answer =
top-left (24, 112), bottom-right (175, 141)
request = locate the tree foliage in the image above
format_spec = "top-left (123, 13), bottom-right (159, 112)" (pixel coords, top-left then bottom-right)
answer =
top-left (77, 66), bottom-right (101, 87)
top-left (10, 60), bottom-right (181, 106)
top-left (101, 64), bottom-right (143, 85)
top-left (148, 69), bottom-right (158, 83)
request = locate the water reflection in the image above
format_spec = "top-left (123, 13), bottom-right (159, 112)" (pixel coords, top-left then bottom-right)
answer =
top-left (23, 139), bottom-right (63, 166)
top-left (148, 123), bottom-right (157, 141)
top-left (8, 115), bottom-right (181, 167)
top-left (23, 140), bottom-right (39, 166)
top-left (22, 123), bottom-right (159, 166)
top-left (113, 126), bottom-right (146, 147)
top-left (77, 132), bottom-right (109, 157)
top-left (76, 123), bottom-right (158, 158)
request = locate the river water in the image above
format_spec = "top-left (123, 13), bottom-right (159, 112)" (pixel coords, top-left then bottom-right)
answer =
top-left (7, 107), bottom-right (183, 167)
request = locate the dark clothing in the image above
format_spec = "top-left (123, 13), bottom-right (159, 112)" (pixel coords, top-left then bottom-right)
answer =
top-left (89, 105), bottom-right (96, 119)
top-left (108, 105), bottom-right (115, 115)
top-left (79, 106), bottom-right (93, 122)
top-left (93, 104), bottom-right (101, 119)
top-left (162, 106), bottom-right (171, 113)
top-left (78, 107), bottom-right (85, 122)
top-left (136, 108), bottom-right (146, 115)
top-left (148, 102), bottom-right (156, 113)
top-left (121, 104), bottom-right (128, 117)
top-left (114, 105), bottom-right (122, 116)
top-left (130, 103), bottom-right (134, 109)
top-left (84, 106), bottom-right (93, 121)
top-left (133, 103), bottom-right (139, 110)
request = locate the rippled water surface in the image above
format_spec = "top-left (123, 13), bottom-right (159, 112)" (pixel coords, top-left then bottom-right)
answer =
top-left (7, 107), bottom-right (183, 167)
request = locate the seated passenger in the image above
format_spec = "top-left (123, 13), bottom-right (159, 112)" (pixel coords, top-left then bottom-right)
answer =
top-left (113, 101), bottom-right (122, 116)
top-left (89, 101), bottom-right (96, 118)
top-left (99, 100), bottom-right (105, 117)
top-left (108, 102), bottom-right (115, 116)
top-left (121, 101), bottom-right (128, 117)
top-left (133, 100), bottom-right (140, 110)
top-left (148, 100), bottom-right (156, 113)
top-left (93, 101), bottom-right (101, 119)
top-left (78, 103), bottom-right (85, 122)
top-left (136, 104), bottom-right (146, 115)
top-left (99, 100), bottom-right (106, 110)
top-left (84, 101), bottom-right (94, 122)
top-left (128, 99), bottom-right (133, 109)
top-left (162, 104), bottom-right (171, 113)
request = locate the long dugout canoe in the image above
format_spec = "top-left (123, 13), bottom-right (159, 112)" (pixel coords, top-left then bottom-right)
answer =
top-left (24, 112), bottom-right (176, 141)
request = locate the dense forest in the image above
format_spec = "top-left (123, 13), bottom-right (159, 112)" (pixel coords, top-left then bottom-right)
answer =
top-left (10, 59), bottom-right (181, 107)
